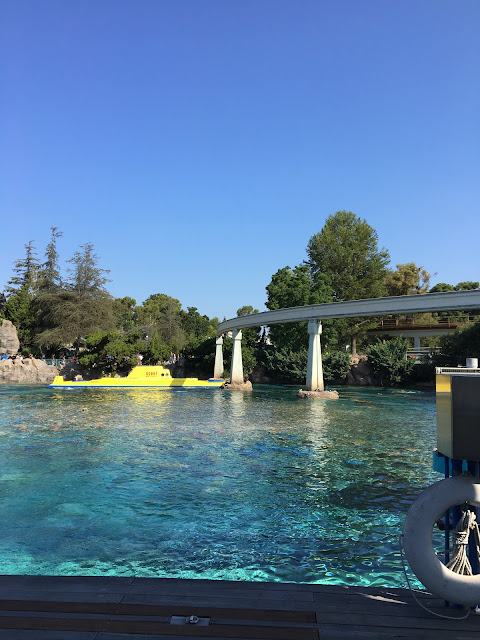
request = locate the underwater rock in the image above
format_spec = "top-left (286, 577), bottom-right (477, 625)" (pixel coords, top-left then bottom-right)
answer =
top-left (222, 380), bottom-right (253, 391)
top-left (297, 389), bottom-right (339, 399)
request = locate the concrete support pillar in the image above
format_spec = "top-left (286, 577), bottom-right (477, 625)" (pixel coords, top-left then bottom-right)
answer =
top-left (214, 336), bottom-right (224, 378)
top-left (413, 335), bottom-right (421, 352)
top-left (230, 329), bottom-right (244, 384)
top-left (306, 320), bottom-right (324, 391)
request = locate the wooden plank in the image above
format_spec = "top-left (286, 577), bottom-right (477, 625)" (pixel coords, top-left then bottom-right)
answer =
top-left (123, 594), bottom-right (316, 612)
top-left (0, 631), bottom-right (98, 640)
top-left (316, 622), bottom-right (480, 640)
top-left (315, 610), bottom-right (480, 631)
top-left (0, 616), bottom-right (319, 639)
top-left (0, 576), bottom-right (134, 591)
top-left (0, 600), bottom-right (316, 623)
top-left (127, 584), bottom-right (314, 602)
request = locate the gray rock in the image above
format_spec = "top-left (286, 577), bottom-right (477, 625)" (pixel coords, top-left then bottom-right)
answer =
top-left (297, 389), bottom-right (339, 399)
top-left (0, 358), bottom-right (58, 384)
top-left (222, 380), bottom-right (253, 391)
top-left (348, 355), bottom-right (373, 386)
top-left (0, 320), bottom-right (20, 356)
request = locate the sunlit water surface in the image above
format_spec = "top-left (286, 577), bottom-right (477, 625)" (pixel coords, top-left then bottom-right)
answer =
top-left (0, 384), bottom-right (439, 586)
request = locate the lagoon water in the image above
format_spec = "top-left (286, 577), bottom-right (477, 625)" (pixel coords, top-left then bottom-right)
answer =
top-left (0, 384), bottom-right (439, 586)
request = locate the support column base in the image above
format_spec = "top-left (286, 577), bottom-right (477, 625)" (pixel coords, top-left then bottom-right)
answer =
top-left (297, 389), bottom-right (339, 399)
top-left (222, 380), bottom-right (253, 391)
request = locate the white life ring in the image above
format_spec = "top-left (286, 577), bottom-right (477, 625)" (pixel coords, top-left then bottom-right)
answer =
top-left (403, 474), bottom-right (480, 607)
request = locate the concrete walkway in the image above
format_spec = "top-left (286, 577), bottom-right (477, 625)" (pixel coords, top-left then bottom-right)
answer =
top-left (0, 575), bottom-right (477, 639)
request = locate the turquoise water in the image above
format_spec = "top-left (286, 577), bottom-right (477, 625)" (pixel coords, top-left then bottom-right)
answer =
top-left (0, 384), bottom-right (439, 586)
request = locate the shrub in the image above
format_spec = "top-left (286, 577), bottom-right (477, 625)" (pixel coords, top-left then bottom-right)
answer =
top-left (323, 351), bottom-right (351, 382)
top-left (366, 337), bottom-right (415, 386)
top-left (260, 345), bottom-right (307, 384)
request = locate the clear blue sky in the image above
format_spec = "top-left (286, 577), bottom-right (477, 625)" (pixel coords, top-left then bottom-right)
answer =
top-left (1, 0), bottom-right (479, 321)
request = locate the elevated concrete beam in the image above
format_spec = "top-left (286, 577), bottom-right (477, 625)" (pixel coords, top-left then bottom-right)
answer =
top-left (217, 290), bottom-right (480, 334)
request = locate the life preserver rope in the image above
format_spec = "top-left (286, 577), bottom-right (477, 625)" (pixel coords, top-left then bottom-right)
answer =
top-left (403, 474), bottom-right (480, 607)
top-left (447, 508), bottom-right (480, 576)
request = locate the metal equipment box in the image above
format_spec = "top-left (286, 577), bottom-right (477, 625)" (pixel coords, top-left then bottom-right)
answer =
top-left (436, 375), bottom-right (480, 460)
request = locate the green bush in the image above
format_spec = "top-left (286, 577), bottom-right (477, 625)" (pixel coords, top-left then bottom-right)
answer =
top-left (366, 337), bottom-right (415, 386)
top-left (323, 351), bottom-right (351, 382)
top-left (260, 345), bottom-right (307, 384)
top-left (433, 322), bottom-right (480, 367)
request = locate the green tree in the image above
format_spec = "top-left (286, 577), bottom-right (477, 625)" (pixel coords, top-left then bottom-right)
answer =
top-left (260, 347), bottom-right (351, 386)
top-left (34, 227), bottom-right (64, 345)
top-left (261, 346), bottom-right (308, 384)
top-left (79, 330), bottom-right (144, 373)
top-left (35, 243), bottom-right (115, 351)
top-left (113, 297), bottom-right (139, 331)
top-left (306, 212), bottom-right (390, 354)
top-left (323, 352), bottom-right (351, 383)
top-left (455, 281), bottom-right (479, 291)
top-left (4, 240), bottom-right (39, 349)
top-left (37, 227), bottom-right (63, 293)
top-left (366, 337), bottom-right (415, 386)
top-left (434, 322), bottom-right (480, 367)
top-left (307, 211), bottom-right (390, 301)
top-left (266, 265), bottom-right (332, 351)
top-left (429, 282), bottom-right (454, 293)
top-left (385, 263), bottom-right (431, 296)
top-left (5, 240), bottom-right (39, 297)
top-left (4, 287), bottom-right (36, 350)
top-left (67, 243), bottom-right (111, 299)
top-left (429, 281), bottom-right (480, 320)
top-left (138, 293), bottom-right (185, 351)
top-left (181, 307), bottom-right (216, 343)
top-left (182, 336), bottom-right (217, 379)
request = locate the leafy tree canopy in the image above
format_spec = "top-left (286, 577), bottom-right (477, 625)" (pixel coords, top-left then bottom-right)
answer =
top-left (323, 351), bottom-right (351, 383)
top-left (3, 241), bottom-right (40, 348)
top-left (37, 227), bottom-right (63, 293)
top-left (306, 212), bottom-right (391, 353)
top-left (434, 322), bottom-right (480, 367)
top-left (454, 281), bottom-right (479, 291)
top-left (385, 263), bottom-right (431, 296)
top-left (429, 282), bottom-right (454, 293)
top-left (113, 297), bottom-right (138, 331)
top-left (366, 337), bottom-right (415, 385)
top-left (5, 240), bottom-right (39, 297)
top-left (35, 242), bottom-right (115, 350)
top-left (137, 293), bottom-right (185, 350)
top-left (266, 265), bottom-right (332, 351)
top-left (261, 345), bottom-right (308, 385)
top-left (430, 281), bottom-right (479, 294)
top-left (67, 243), bottom-right (111, 299)
top-left (307, 211), bottom-right (390, 301)
top-left (235, 305), bottom-right (261, 352)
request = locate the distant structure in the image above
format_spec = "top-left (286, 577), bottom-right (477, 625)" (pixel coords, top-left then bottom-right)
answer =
top-left (215, 290), bottom-right (480, 391)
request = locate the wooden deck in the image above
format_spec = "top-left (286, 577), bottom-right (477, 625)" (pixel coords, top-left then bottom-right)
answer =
top-left (0, 576), bottom-right (478, 639)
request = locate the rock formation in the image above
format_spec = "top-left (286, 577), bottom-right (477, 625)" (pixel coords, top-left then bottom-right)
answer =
top-left (222, 380), bottom-right (253, 391)
top-left (347, 355), bottom-right (373, 386)
top-left (297, 389), bottom-right (339, 399)
top-left (0, 320), bottom-right (20, 356)
top-left (0, 358), bottom-right (59, 384)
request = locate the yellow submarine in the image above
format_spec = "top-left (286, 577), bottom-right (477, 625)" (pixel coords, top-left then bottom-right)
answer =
top-left (48, 365), bottom-right (224, 389)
